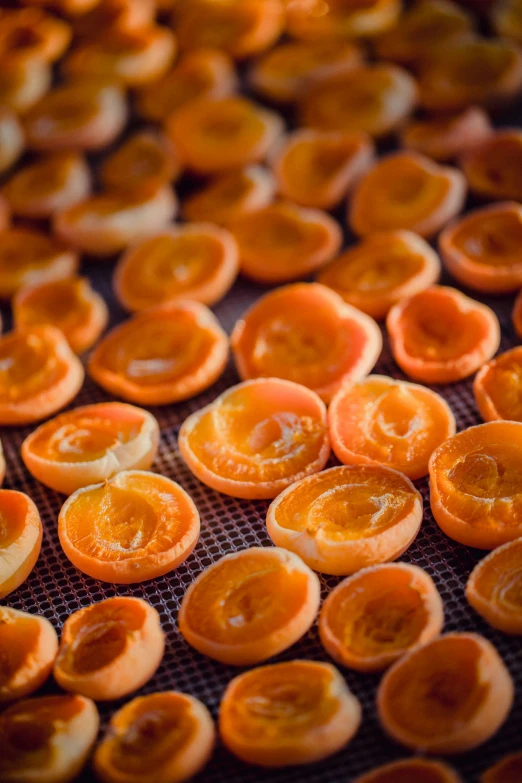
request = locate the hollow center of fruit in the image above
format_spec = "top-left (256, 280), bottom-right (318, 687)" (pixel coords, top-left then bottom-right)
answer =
top-left (307, 484), bottom-right (407, 538)
top-left (70, 619), bottom-right (127, 674)
top-left (371, 386), bottom-right (423, 440)
top-left (448, 449), bottom-right (522, 499)
top-left (0, 334), bottom-right (51, 399)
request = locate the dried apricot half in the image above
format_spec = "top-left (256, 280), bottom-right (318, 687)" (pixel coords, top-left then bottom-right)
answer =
top-left (474, 347), bottom-right (522, 422)
top-left (94, 691), bottom-right (215, 783)
top-left (349, 152), bottom-right (466, 238)
top-left (466, 539), bottom-right (522, 634)
top-left (230, 203), bottom-right (342, 284)
top-left (378, 632), bottom-right (513, 753)
top-left (461, 129), bottom-right (522, 201)
top-left (353, 758), bottom-right (463, 783)
top-left (88, 302), bottom-right (228, 405)
top-left (286, 0), bottom-right (400, 40)
top-left (114, 224), bottom-right (239, 312)
top-left (272, 129), bottom-right (374, 210)
top-left (317, 231), bottom-right (440, 320)
top-left (329, 375), bottom-right (456, 480)
top-left (0, 55), bottom-right (51, 114)
top-left (481, 752), bottom-right (522, 783)
top-left (219, 660), bottom-right (361, 767)
top-left (231, 283), bottom-right (382, 403)
top-left (179, 546), bottom-right (320, 665)
top-left (99, 130), bottom-right (180, 192)
top-left (178, 378), bottom-right (330, 500)
top-left (400, 106), bottom-right (492, 162)
top-left (167, 96), bottom-right (283, 174)
top-left (0, 326), bottom-right (84, 425)
top-left (0, 694), bottom-right (99, 783)
top-left (387, 286), bottom-right (500, 384)
top-left (58, 471), bottom-right (200, 583)
top-left (22, 402), bottom-right (159, 495)
top-left (266, 464), bottom-right (423, 575)
top-left (0, 606), bottom-right (58, 703)
top-left (54, 597), bottom-right (164, 700)
top-left (13, 277), bottom-right (108, 355)
top-left (0, 227), bottom-right (78, 299)
top-left (0, 8), bottom-right (71, 63)
top-left (0, 106), bottom-right (24, 175)
top-left (429, 421), bottom-right (522, 548)
top-left (0, 490), bottom-right (42, 600)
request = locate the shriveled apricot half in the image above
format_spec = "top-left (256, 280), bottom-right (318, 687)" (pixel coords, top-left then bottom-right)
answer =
top-left (219, 660), bottom-right (361, 767)
top-left (387, 286), bottom-right (500, 384)
top-left (400, 106), bottom-right (492, 162)
top-left (54, 597), bottom-right (164, 700)
top-left (167, 96), bottom-right (283, 174)
top-left (179, 547), bottom-right (320, 666)
top-left (329, 375), bottom-right (456, 480)
top-left (0, 106), bottom-right (24, 175)
top-left (266, 464), bottom-right (423, 575)
top-left (481, 752), bottom-right (522, 783)
top-left (429, 421), bottom-right (522, 548)
top-left (178, 378), bottom-right (330, 500)
top-left (231, 283), bottom-right (382, 403)
top-left (461, 129), bottom-right (522, 201)
top-left (114, 224), bottom-right (239, 312)
top-left (0, 227), bottom-right (78, 299)
top-left (353, 758), bottom-right (463, 783)
top-left (4, 152), bottom-right (91, 219)
top-left (378, 632), bottom-right (513, 753)
top-left (22, 402), bottom-right (159, 495)
top-left (286, 0), bottom-right (400, 39)
top-left (273, 129), bottom-right (374, 210)
top-left (466, 539), bottom-right (522, 634)
top-left (0, 694), bottom-right (99, 783)
top-left (89, 301), bottom-right (228, 405)
top-left (249, 39), bottom-right (363, 103)
top-left (319, 563), bottom-right (444, 673)
top-left (0, 326), bottom-right (84, 425)
top-left (0, 55), bottom-right (51, 114)
top-left (58, 471), bottom-right (200, 583)
top-left (300, 64), bottom-right (417, 138)
top-left (94, 691), bottom-right (215, 783)
top-left (0, 607), bottom-right (58, 703)
top-left (13, 277), bottom-right (108, 355)
top-left (182, 165), bottom-right (276, 226)
top-left (230, 203), bottom-right (342, 284)
top-left (318, 231), bottom-right (440, 320)
top-left (474, 346), bottom-right (522, 422)
top-left (349, 152), bottom-right (466, 238)
top-left (54, 186), bottom-right (177, 257)
top-left (24, 81), bottom-right (128, 151)
top-left (0, 490), bottom-right (42, 600)
top-left (136, 48), bottom-right (237, 123)
top-left (99, 130), bottom-right (180, 192)
top-left (0, 8), bottom-right (71, 63)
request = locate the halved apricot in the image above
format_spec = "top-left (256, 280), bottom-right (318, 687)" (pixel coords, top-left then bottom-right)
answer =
top-left (0, 490), bottom-right (42, 599)
top-left (0, 227), bottom-right (78, 299)
top-left (229, 203), bottom-right (342, 284)
top-left (0, 55), bottom-right (51, 113)
top-left (72, 0), bottom-right (155, 38)
top-left (474, 347), bottom-right (522, 422)
top-left (4, 152), bottom-right (92, 219)
top-left (94, 691), bottom-right (215, 783)
top-left (22, 402), bottom-right (159, 495)
top-left (286, 0), bottom-right (401, 39)
top-left (54, 597), bottom-right (164, 700)
top-left (13, 277), bottom-right (108, 355)
top-left (136, 48), bottom-right (238, 123)
top-left (481, 752), bottom-right (522, 783)
top-left (167, 96), bottom-right (283, 174)
top-left (266, 464), bottom-right (423, 575)
top-left (0, 694), bottom-right (99, 783)
top-left (0, 326), bottom-right (84, 425)
top-left (0, 8), bottom-right (71, 63)
top-left (58, 471), bottom-right (200, 583)
top-left (300, 64), bottom-right (417, 138)
top-left (319, 563), bottom-right (444, 672)
top-left (62, 25), bottom-right (176, 87)
top-left (354, 758), bottom-right (462, 783)
top-left (378, 632), bottom-right (513, 753)
top-left (461, 130), bottom-right (522, 201)
top-left (179, 547), bottom-right (320, 665)
top-left (387, 286), bottom-right (500, 384)
top-left (329, 375), bottom-right (456, 480)
top-left (466, 539), bottom-right (522, 634)
top-left (178, 378), bottom-right (330, 500)
top-left (400, 106), bottom-right (492, 162)
top-left (272, 129), bottom-right (374, 210)
top-left (114, 224), bottom-right (239, 312)
top-left (317, 231), bottom-right (440, 320)
top-left (349, 152), bottom-right (466, 238)
top-left (99, 130), bottom-right (180, 193)
top-left (182, 165), bottom-right (276, 226)
top-left (89, 301), bottom-right (227, 405)
top-left (419, 37), bottom-right (522, 111)
top-left (172, 0), bottom-right (284, 59)
top-left (24, 80), bottom-right (128, 151)
top-left (0, 106), bottom-right (24, 176)
top-left (429, 421), bottom-right (522, 548)
top-left (231, 283), bottom-right (381, 403)
top-left (219, 660), bottom-right (361, 767)
top-left (53, 186), bottom-right (177, 257)
top-left (0, 607), bottom-right (58, 703)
